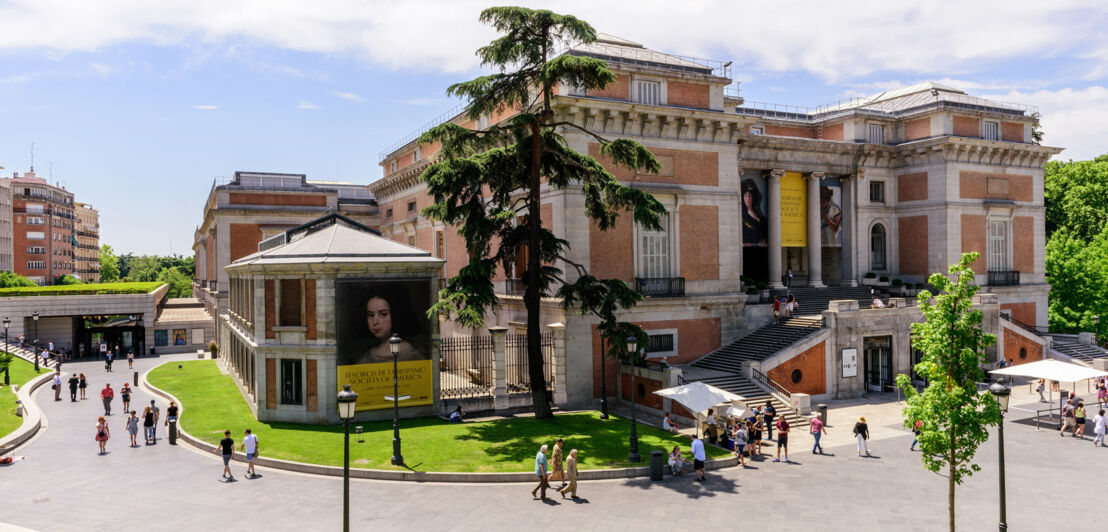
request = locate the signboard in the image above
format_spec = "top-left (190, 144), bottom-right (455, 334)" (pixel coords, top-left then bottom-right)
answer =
top-left (819, 177), bottom-right (842, 247)
top-left (842, 347), bottom-right (858, 378)
top-left (779, 171), bottom-right (807, 247)
top-left (741, 174), bottom-right (768, 247)
top-left (335, 279), bottom-right (434, 411)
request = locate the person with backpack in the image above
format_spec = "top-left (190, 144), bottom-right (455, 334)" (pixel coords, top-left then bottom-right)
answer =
top-left (1060, 399), bottom-right (1076, 437)
top-left (763, 401), bottom-right (777, 440)
top-left (854, 416), bottom-right (870, 456)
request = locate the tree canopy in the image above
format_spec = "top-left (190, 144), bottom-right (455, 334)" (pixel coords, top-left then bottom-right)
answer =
top-left (896, 253), bottom-right (1002, 532)
top-left (0, 271), bottom-right (36, 288)
top-left (419, 6), bottom-right (666, 418)
top-left (99, 244), bottom-right (120, 282)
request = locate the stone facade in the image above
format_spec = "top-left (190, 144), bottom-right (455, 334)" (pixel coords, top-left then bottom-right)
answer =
top-left (74, 202), bottom-right (99, 282)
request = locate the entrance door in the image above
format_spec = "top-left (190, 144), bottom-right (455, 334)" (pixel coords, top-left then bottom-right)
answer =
top-left (864, 336), bottom-right (893, 392)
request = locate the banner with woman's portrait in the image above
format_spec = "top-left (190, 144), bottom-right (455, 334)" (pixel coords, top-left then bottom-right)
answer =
top-left (335, 279), bottom-right (433, 411)
top-left (741, 172), bottom-right (768, 247)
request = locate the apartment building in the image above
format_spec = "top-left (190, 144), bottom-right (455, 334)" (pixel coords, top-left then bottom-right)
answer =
top-left (74, 202), bottom-right (100, 282)
top-left (374, 35), bottom-right (1061, 406)
top-left (4, 170), bottom-right (75, 285)
top-left (192, 171), bottom-right (379, 337)
top-left (0, 179), bottom-right (12, 272)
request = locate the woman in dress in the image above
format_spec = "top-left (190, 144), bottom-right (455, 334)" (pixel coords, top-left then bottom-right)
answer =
top-left (854, 416), bottom-right (871, 456)
top-left (741, 179), bottom-right (767, 247)
top-left (125, 410), bottom-right (140, 447)
top-left (95, 416), bottom-right (110, 455)
top-left (120, 383), bottom-right (132, 413)
top-left (78, 373), bottom-right (88, 400)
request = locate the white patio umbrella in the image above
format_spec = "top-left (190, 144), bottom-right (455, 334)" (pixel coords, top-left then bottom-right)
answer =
top-left (653, 381), bottom-right (746, 435)
top-left (990, 359), bottom-right (1108, 407)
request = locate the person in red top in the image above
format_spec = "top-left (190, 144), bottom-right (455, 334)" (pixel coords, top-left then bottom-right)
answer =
top-left (100, 383), bottom-right (114, 416)
top-left (772, 298), bottom-right (781, 324)
top-left (773, 417), bottom-right (790, 463)
top-left (810, 415), bottom-right (828, 454)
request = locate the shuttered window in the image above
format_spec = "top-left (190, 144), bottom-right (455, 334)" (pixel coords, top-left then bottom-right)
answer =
top-left (983, 121), bottom-right (1000, 141)
top-left (988, 220), bottom-right (1009, 270)
top-left (867, 124), bottom-right (885, 144)
top-left (639, 214), bottom-right (671, 279)
top-left (279, 279), bottom-right (302, 326)
top-left (636, 80), bottom-right (660, 106)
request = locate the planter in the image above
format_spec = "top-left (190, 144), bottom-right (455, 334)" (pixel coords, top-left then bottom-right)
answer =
top-left (861, 278), bottom-right (877, 286)
top-left (875, 281), bottom-right (890, 287)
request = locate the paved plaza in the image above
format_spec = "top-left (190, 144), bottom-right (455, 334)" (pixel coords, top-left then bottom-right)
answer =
top-left (2, 355), bottom-right (1105, 531)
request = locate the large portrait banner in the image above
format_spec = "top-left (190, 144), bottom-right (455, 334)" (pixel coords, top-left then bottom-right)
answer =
top-left (335, 279), bottom-right (433, 411)
top-left (779, 171), bottom-right (807, 247)
top-left (819, 177), bottom-right (842, 247)
top-left (741, 173), bottom-right (768, 247)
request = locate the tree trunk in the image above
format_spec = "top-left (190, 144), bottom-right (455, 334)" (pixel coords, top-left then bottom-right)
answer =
top-left (527, 119), bottom-right (552, 419)
top-left (948, 440), bottom-right (956, 531)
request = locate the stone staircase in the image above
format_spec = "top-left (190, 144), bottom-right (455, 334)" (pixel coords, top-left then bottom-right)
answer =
top-left (1049, 335), bottom-right (1108, 363)
top-left (6, 344), bottom-right (61, 371)
top-left (771, 285), bottom-right (881, 316)
top-left (691, 316), bottom-right (823, 372)
top-left (692, 371), bottom-right (807, 427)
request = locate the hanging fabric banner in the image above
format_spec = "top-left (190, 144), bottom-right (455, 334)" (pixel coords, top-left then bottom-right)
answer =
top-left (779, 171), bottom-right (807, 247)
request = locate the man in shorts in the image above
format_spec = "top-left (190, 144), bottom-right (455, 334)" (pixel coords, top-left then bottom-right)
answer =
top-left (1060, 399), bottom-right (1076, 437)
top-left (215, 430), bottom-right (235, 481)
top-left (691, 434), bottom-right (707, 482)
top-left (241, 429), bottom-right (259, 478)
top-left (774, 417), bottom-right (790, 463)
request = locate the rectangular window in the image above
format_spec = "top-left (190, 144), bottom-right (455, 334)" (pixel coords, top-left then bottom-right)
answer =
top-left (154, 330), bottom-right (168, 346)
top-left (867, 123), bottom-right (885, 144)
top-left (647, 334), bottom-right (675, 354)
top-left (25, 203), bottom-right (43, 214)
top-left (407, 235), bottom-right (416, 247)
top-left (26, 216), bottom-right (44, 225)
top-left (386, 208), bottom-right (393, 219)
top-left (280, 359), bottom-right (303, 405)
top-left (435, 230), bottom-right (444, 258)
top-left (477, 115), bottom-right (490, 130)
top-left (279, 279), bottom-right (302, 326)
top-left (413, 146), bottom-right (422, 161)
top-left (638, 214), bottom-right (671, 278)
top-left (983, 121), bottom-right (1000, 141)
top-left (636, 80), bottom-right (661, 106)
top-left (988, 220), bottom-right (1009, 270)
top-left (750, 126), bottom-right (764, 135)
top-left (26, 246), bottom-right (44, 254)
top-left (870, 181), bottom-right (885, 203)
top-left (26, 261), bottom-right (45, 269)
top-left (407, 200), bottom-right (416, 213)
top-left (389, 161), bottom-right (397, 173)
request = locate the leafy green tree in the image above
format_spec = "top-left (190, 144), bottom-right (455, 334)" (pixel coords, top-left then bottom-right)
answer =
top-left (117, 252), bottom-right (136, 280)
top-left (53, 274), bottom-right (84, 285)
top-left (896, 253), bottom-right (1002, 532)
top-left (125, 255), bottom-right (162, 282)
top-left (1046, 225), bottom-right (1108, 332)
top-left (0, 271), bottom-right (36, 288)
top-left (1045, 155), bottom-right (1108, 240)
top-left (157, 266), bottom-right (193, 298)
top-left (420, 6), bottom-right (665, 418)
top-left (99, 244), bottom-right (120, 282)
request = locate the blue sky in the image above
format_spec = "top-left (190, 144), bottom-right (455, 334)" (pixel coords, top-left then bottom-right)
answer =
top-left (0, 0), bottom-right (1106, 255)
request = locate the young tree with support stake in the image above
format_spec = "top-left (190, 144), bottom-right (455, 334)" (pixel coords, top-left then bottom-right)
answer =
top-left (895, 252), bottom-right (1002, 532)
top-left (419, 7), bottom-right (666, 419)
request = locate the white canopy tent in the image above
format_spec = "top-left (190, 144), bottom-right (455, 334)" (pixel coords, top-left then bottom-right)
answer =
top-left (653, 381), bottom-right (746, 436)
top-left (990, 359), bottom-right (1108, 408)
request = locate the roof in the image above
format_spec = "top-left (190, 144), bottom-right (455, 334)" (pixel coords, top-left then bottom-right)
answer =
top-left (990, 359), bottom-right (1108, 382)
top-left (565, 33), bottom-right (729, 78)
top-left (231, 222), bottom-right (442, 267)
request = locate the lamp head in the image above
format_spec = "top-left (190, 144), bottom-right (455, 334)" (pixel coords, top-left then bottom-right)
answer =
top-left (626, 335), bottom-right (638, 355)
top-left (989, 380), bottom-right (1011, 413)
top-left (32, 312), bottom-right (38, 321)
top-left (389, 333), bottom-right (401, 356)
top-left (2, 316), bottom-right (9, 329)
top-left (336, 384), bottom-right (359, 420)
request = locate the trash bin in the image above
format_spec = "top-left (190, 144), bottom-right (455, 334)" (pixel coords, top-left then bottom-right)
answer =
top-left (817, 404), bottom-right (828, 424)
top-left (133, 371), bottom-right (139, 386)
top-left (168, 419), bottom-right (178, 445)
top-left (649, 450), bottom-right (665, 481)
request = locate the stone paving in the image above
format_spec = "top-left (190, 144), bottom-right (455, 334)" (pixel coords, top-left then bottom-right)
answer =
top-left (2, 355), bottom-right (1105, 531)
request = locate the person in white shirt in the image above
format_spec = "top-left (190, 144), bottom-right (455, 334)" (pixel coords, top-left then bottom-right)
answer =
top-left (872, 297), bottom-right (886, 309)
top-left (52, 371), bottom-right (62, 401)
top-left (1093, 409), bottom-right (1107, 447)
top-left (662, 412), bottom-right (679, 432)
top-left (241, 429), bottom-right (260, 478)
top-left (690, 435), bottom-right (707, 482)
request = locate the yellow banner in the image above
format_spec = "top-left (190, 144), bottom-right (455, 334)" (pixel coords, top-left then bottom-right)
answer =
top-left (780, 171), bottom-right (807, 247)
top-left (337, 360), bottom-right (434, 411)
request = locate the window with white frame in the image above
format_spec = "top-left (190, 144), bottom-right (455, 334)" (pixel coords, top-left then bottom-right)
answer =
top-left (389, 160), bottom-right (397, 173)
top-left (477, 115), bottom-right (490, 130)
top-left (26, 231), bottom-right (44, 240)
top-left (26, 261), bottom-right (45, 269)
top-left (25, 203), bottom-right (43, 214)
top-left (988, 220), bottom-right (1010, 271)
top-left (870, 224), bottom-right (887, 270)
top-left (983, 120), bottom-right (1000, 141)
top-left (26, 216), bottom-right (44, 225)
top-left (750, 126), bottom-right (764, 135)
top-left (635, 80), bottom-right (661, 106)
top-left (413, 146), bottom-right (422, 161)
top-left (644, 329), bottom-right (678, 359)
top-left (638, 214), bottom-right (671, 279)
top-left (867, 123), bottom-right (885, 144)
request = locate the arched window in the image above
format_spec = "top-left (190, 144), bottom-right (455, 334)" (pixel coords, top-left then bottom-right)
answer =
top-left (871, 224), bottom-right (887, 270)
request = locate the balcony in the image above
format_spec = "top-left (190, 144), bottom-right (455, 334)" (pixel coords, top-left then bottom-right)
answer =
top-left (635, 277), bottom-right (685, 298)
top-left (504, 279), bottom-right (526, 296)
top-left (987, 270), bottom-right (1020, 286)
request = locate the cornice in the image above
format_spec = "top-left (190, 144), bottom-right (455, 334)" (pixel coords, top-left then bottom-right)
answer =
top-left (554, 98), bottom-right (755, 144)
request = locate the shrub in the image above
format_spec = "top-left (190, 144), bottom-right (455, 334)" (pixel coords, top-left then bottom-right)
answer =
top-left (879, 276), bottom-right (890, 282)
top-left (864, 272), bottom-right (877, 279)
top-left (892, 279), bottom-right (904, 287)
top-left (208, 340), bottom-right (219, 357)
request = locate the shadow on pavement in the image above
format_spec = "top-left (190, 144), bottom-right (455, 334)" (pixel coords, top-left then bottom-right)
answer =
top-left (620, 471), bottom-right (740, 499)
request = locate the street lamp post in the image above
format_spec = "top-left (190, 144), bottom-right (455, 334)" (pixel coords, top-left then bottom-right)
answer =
top-left (336, 384), bottom-right (359, 532)
top-left (599, 336), bottom-right (609, 419)
top-left (626, 335), bottom-right (640, 463)
top-left (989, 380), bottom-right (1011, 532)
top-left (2, 317), bottom-right (9, 386)
top-left (32, 311), bottom-right (39, 372)
top-left (389, 333), bottom-right (404, 466)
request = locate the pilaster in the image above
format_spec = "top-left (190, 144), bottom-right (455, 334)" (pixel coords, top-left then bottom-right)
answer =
top-left (807, 172), bottom-right (826, 287)
top-left (489, 326), bottom-right (509, 411)
top-left (768, 169), bottom-right (785, 289)
top-left (548, 322), bottom-right (568, 405)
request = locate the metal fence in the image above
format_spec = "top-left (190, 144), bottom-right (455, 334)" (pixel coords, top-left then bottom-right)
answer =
top-left (439, 335), bottom-right (495, 400)
top-left (506, 334), bottom-right (554, 394)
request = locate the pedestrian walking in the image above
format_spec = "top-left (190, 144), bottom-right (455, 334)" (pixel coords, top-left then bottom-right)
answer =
top-left (910, 420), bottom-right (923, 451)
top-left (547, 438), bottom-right (566, 488)
top-left (786, 267), bottom-right (793, 289)
top-left (810, 415), bottom-right (827, 454)
top-left (95, 416), bottom-right (110, 454)
top-left (733, 422), bottom-right (748, 465)
top-left (166, 401), bottom-right (179, 443)
top-left (142, 406), bottom-right (155, 444)
top-left (854, 416), bottom-right (870, 456)
top-left (530, 444), bottom-right (549, 500)
top-left (691, 434), bottom-right (707, 481)
top-left (126, 411), bottom-right (140, 447)
top-left (241, 429), bottom-right (259, 478)
top-left (120, 383), bottom-right (132, 413)
top-left (773, 417), bottom-right (790, 463)
top-left (1074, 402), bottom-right (1087, 439)
top-left (67, 373), bottom-right (79, 402)
top-left (1096, 378), bottom-right (1107, 410)
top-left (100, 383), bottom-right (114, 416)
top-left (772, 297), bottom-right (781, 324)
top-left (149, 400), bottom-right (160, 443)
top-left (78, 373), bottom-right (88, 399)
top-left (1037, 379), bottom-right (1047, 403)
top-left (127, 351), bottom-right (134, 369)
top-left (763, 401), bottom-right (777, 440)
top-left (559, 449), bottom-right (579, 499)
top-left (1061, 399), bottom-right (1076, 437)
top-left (52, 371), bottom-right (62, 401)
top-left (215, 429), bottom-right (235, 481)
top-left (1092, 409), bottom-right (1106, 447)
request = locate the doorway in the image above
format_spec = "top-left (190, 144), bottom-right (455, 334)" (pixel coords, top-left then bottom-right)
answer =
top-left (864, 336), bottom-right (893, 392)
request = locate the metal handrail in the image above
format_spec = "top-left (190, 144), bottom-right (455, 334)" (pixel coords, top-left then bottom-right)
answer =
top-left (750, 366), bottom-right (800, 417)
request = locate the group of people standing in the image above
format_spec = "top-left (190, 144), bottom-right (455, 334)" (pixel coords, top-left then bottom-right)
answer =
top-left (531, 438), bottom-right (579, 500)
top-left (771, 292), bottom-right (800, 324)
top-left (92, 379), bottom-right (179, 455)
top-left (1060, 390), bottom-right (1107, 446)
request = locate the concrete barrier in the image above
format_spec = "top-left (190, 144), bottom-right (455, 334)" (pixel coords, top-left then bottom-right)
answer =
top-left (0, 371), bottom-right (56, 452)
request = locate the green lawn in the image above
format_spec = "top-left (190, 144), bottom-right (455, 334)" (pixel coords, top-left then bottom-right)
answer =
top-left (148, 360), bottom-right (728, 472)
top-left (0, 282), bottom-right (164, 297)
top-left (1, 356), bottom-right (49, 438)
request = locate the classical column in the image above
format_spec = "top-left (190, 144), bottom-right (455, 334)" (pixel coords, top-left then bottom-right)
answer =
top-left (807, 172), bottom-right (826, 287)
top-left (489, 326), bottom-right (509, 411)
top-left (768, 169), bottom-right (785, 289)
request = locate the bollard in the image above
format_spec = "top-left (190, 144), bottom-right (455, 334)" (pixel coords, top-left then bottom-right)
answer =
top-left (355, 426), bottom-right (364, 443)
top-left (168, 418), bottom-right (178, 445)
top-left (15, 399), bottom-right (23, 417)
top-left (649, 450), bottom-right (665, 481)
top-left (817, 404), bottom-right (828, 425)
top-left (134, 371), bottom-right (139, 386)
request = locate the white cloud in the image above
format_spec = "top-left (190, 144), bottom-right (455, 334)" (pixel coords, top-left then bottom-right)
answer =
top-left (192, 104), bottom-right (218, 110)
top-left (331, 91), bottom-right (365, 103)
top-left (296, 100), bottom-right (319, 109)
top-left (983, 86), bottom-right (1108, 161)
top-left (0, 1), bottom-right (1103, 81)
top-left (89, 62), bottom-right (115, 76)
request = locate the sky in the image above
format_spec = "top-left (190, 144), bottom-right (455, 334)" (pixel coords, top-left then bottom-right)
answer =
top-left (0, 0), bottom-right (1106, 256)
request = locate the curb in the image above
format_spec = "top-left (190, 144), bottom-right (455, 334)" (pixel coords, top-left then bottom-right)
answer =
top-left (0, 370), bottom-right (56, 452)
top-left (141, 362), bottom-right (739, 483)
